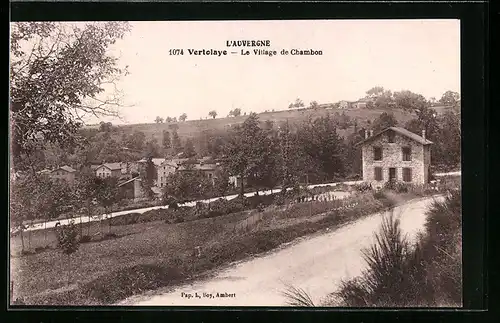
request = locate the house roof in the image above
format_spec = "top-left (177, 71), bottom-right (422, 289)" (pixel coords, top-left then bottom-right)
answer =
top-left (357, 127), bottom-right (433, 146)
top-left (96, 163), bottom-right (122, 171)
top-left (117, 176), bottom-right (141, 187)
top-left (53, 165), bottom-right (77, 173)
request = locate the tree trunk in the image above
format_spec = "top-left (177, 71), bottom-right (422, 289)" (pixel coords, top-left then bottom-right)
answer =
top-left (239, 175), bottom-right (244, 197)
top-left (67, 255), bottom-right (71, 286)
top-left (87, 201), bottom-right (91, 236)
top-left (20, 229), bottom-right (25, 253)
top-left (28, 220), bottom-right (33, 251)
top-left (44, 220), bottom-right (47, 245)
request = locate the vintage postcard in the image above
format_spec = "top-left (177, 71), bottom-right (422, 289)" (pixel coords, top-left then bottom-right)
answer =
top-left (9, 19), bottom-right (462, 307)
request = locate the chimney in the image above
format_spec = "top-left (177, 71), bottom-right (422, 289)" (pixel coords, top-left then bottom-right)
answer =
top-left (422, 129), bottom-right (426, 140)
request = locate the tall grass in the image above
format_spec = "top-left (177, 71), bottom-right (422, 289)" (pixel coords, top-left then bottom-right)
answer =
top-left (335, 189), bottom-right (462, 307)
top-left (282, 285), bottom-right (316, 307)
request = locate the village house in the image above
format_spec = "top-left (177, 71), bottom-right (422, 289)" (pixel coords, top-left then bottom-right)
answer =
top-left (357, 127), bottom-right (433, 188)
top-left (47, 165), bottom-right (77, 185)
top-left (95, 163), bottom-right (122, 179)
top-left (157, 160), bottom-right (178, 188)
top-left (177, 162), bottom-right (219, 184)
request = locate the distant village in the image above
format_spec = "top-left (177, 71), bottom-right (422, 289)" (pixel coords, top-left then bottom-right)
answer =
top-left (33, 154), bottom-right (233, 203)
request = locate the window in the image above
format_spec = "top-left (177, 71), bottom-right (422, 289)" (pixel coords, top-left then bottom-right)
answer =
top-left (374, 167), bottom-right (383, 181)
top-left (388, 131), bottom-right (395, 143)
top-left (373, 147), bottom-right (382, 161)
top-left (402, 147), bottom-right (412, 161)
top-left (403, 168), bottom-right (412, 182)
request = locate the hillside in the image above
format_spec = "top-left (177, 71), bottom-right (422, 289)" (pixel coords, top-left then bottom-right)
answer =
top-left (106, 107), bottom-right (419, 143)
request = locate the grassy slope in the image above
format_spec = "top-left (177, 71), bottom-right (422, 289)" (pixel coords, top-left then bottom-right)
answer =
top-left (12, 192), bottom-right (400, 305)
top-left (104, 107), bottom-right (416, 141)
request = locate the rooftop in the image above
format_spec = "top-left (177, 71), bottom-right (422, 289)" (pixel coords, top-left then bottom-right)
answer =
top-left (357, 127), bottom-right (433, 146)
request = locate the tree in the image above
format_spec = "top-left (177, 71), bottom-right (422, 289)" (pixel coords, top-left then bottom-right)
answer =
top-left (10, 22), bottom-right (131, 171)
top-left (74, 172), bottom-right (100, 236)
top-left (155, 116), bottom-right (164, 124)
top-left (298, 115), bottom-right (346, 182)
top-left (125, 131), bottom-right (146, 152)
top-left (162, 130), bottom-right (171, 150)
top-left (163, 170), bottom-right (207, 204)
top-left (224, 113), bottom-right (279, 196)
top-left (309, 101), bottom-right (319, 109)
top-left (393, 90), bottom-right (429, 113)
top-left (172, 130), bottom-right (182, 154)
top-left (145, 138), bottom-right (161, 158)
top-left (179, 113), bottom-right (187, 122)
top-left (37, 178), bottom-right (74, 243)
top-left (289, 98), bottom-right (305, 109)
top-left (165, 116), bottom-right (173, 123)
top-left (371, 112), bottom-right (398, 133)
top-left (95, 177), bottom-right (121, 234)
top-left (229, 108), bottom-right (241, 117)
top-left (366, 86), bottom-right (385, 98)
top-left (140, 156), bottom-right (158, 200)
top-left (277, 120), bottom-right (312, 191)
top-left (98, 122), bottom-right (114, 133)
top-left (183, 138), bottom-right (197, 158)
top-left (209, 110), bottom-right (217, 119)
top-left (439, 91), bottom-right (461, 108)
top-left (55, 220), bottom-right (80, 285)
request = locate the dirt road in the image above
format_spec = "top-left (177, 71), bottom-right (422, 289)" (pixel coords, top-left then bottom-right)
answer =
top-left (121, 195), bottom-right (442, 306)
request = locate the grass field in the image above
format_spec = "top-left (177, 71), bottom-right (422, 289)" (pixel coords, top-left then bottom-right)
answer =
top-left (11, 191), bottom-right (402, 305)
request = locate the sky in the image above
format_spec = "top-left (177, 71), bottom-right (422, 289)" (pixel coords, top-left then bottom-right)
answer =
top-left (84, 19), bottom-right (460, 125)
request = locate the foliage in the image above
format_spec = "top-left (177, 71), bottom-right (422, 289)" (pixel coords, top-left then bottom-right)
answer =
top-left (282, 285), bottom-right (316, 306)
top-left (288, 98), bottom-right (305, 109)
top-left (162, 130), bottom-right (171, 150)
top-left (155, 116), bottom-right (164, 124)
top-left (171, 130), bottom-right (182, 153)
top-left (228, 108), bottom-right (241, 117)
top-left (371, 112), bottom-right (398, 133)
top-left (56, 221), bottom-right (80, 255)
top-left (297, 115), bottom-right (346, 182)
top-left (10, 22), bottom-right (131, 171)
top-left (179, 113), bottom-right (187, 122)
top-left (439, 91), bottom-right (460, 108)
top-left (336, 190), bottom-right (462, 307)
top-left (183, 138), bottom-right (196, 158)
top-left (208, 110), bottom-right (217, 119)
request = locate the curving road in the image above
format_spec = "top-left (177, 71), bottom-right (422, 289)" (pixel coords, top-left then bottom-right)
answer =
top-left (120, 195), bottom-right (443, 307)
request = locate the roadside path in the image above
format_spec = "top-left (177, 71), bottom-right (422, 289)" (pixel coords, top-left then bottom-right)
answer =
top-left (120, 196), bottom-right (443, 306)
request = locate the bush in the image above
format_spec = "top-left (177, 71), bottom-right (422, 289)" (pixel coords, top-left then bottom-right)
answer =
top-left (354, 182), bottom-right (372, 192)
top-left (79, 235), bottom-right (92, 243)
top-left (335, 190), bottom-right (462, 307)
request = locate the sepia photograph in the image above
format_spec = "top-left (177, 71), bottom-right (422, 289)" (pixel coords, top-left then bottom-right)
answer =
top-left (9, 19), bottom-right (462, 307)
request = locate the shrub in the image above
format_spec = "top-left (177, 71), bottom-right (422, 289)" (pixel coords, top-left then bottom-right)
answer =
top-left (335, 190), bottom-right (462, 307)
top-left (354, 182), bottom-right (372, 192)
top-left (79, 235), bottom-right (92, 243)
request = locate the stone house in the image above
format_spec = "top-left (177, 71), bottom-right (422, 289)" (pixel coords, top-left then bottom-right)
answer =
top-left (357, 127), bottom-right (433, 188)
top-left (48, 165), bottom-right (77, 185)
top-left (95, 163), bottom-right (122, 179)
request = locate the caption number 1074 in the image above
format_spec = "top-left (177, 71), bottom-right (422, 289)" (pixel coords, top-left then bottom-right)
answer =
top-left (169, 49), bottom-right (184, 55)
